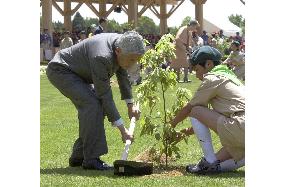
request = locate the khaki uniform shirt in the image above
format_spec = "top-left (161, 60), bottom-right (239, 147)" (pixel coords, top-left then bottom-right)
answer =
top-left (190, 73), bottom-right (245, 118)
top-left (170, 26), bottom-right (193, 68)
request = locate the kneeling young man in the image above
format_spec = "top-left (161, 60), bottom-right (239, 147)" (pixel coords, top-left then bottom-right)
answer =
top-left (170, 46), bottom-right (245, 174)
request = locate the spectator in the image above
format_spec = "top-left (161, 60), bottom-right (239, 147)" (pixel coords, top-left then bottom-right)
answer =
top-left (78, 30), bottom-right (87, 43)
top-left (40, 28), bottom-right (44, 46)
top-left (41, 28), bottom-right (52, 49)
top-left (41, 29), bottom-right (53, 61)
top-left (170, 20), bottom-right (200, 83)
top-left (192, 31), bottom-right (203, 52)
top-left (217, 30), bottom-right (225, 45)
top-left (218, 29), bottom-right (224, 39)
top-left (223, 41), bottom-right (245, 81)
top-left (60, 31), bottom-right (73, 49)
top-left (71, 32), bottom-right (79, 44)
top-left (234, 32), bottom-right (242, 44)
top-left (201, 30), bottom-right (209, 45)
top-left (88, 25), bottom-right (96, 38)
top-left (52, 32), bottom-right (61, 48)
top-left (210, 33), bottom-right (218, 48)
top-left (240, 40), bottom-right (245, 52)
top-left (94, 18), bottom-right (107, 35)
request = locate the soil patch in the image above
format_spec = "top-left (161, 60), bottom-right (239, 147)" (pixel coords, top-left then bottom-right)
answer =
top-left (133, 149), bottom-right (186, 177)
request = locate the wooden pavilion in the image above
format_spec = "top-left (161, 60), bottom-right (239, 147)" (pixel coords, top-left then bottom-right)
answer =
top-left (40, 0), bottom-right (207, 35)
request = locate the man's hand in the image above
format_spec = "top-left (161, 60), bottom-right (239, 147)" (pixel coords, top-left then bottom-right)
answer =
top-left (117, 125), bottom-right (134, 143)
top-left (127, 103), bottom-right (141, 120)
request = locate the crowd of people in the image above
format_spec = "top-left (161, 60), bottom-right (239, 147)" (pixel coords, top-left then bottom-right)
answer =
top-left (166, 20), bottom-right (245, 83)
top-left (40, 19), bottom-right (163, 62)
top-left (41, 18), bottom-right (245, 85)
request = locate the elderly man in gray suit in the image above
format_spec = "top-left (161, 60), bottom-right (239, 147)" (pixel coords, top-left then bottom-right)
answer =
top-left (46, 31), bottom-right (144, 170)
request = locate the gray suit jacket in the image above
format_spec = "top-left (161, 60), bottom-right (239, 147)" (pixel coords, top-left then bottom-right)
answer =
top-left (49, 33), bottom-right (132, 123)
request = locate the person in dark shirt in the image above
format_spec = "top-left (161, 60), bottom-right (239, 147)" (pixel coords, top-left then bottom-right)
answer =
top-left (94, 18), bottom-right (107, 35)
top-left (201, 30), bottom-right (209, 45)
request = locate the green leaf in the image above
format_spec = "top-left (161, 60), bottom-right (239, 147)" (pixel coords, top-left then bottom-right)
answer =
top-left (154, 132), bottom-right (161, 141)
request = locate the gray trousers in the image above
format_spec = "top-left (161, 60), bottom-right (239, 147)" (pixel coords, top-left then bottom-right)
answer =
top-left (46, 64), bottom-right (108, 160)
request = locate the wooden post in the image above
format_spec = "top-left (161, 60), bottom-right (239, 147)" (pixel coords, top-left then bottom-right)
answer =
top-left (195, 3), bottom-right (202, 34)
top-left (127, 0), bottom-right (138, 29)
top-left (99, 0), bottom-right (107, 18)
top-left (191, 0), bottom-right (207, 34)
top-left (64, 0), bottom-right (72, 32)
top-left (42, 0), bottom-right (53, 35)
top-left (160, 0), bottom-right (167, 35)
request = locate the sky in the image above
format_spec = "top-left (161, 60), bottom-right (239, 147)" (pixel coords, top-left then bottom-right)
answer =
top-left (40, 0), bottom-right (245, 28)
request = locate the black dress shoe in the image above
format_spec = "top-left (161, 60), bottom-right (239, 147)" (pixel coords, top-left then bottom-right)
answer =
top-left (69, 157), bottom-right (84, 167)
top-left (82, 158), bottom-right (114, 170)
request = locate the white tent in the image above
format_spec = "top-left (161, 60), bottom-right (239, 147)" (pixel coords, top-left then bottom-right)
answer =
top-left (203, 18), bottom-right (242, 37)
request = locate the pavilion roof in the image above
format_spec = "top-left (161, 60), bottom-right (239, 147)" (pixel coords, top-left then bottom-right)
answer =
top-left (53, 0), bottom-right (180, 6)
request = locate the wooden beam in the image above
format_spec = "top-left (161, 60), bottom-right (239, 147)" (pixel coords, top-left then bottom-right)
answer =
top-left (52, 0), bottom-right (64, 15)
top-left (160, 0), bottom-right (167, 35)
top-left (122, 4), bottom-right (128, 12)
top-left (64, 0), bottom-right (72, 31)
top-left (190, 0), bottom-right (207, 5)
top-left (138, 0), bottom-right (154, 17)
top-left (85, 2), bottom-right (100, 17)
top-left (149, 5), bottom-right (160, 18)
top-left (99, 0), bottom-right (106, 18)
top-left (121, 5), bottom-right (128, 15)
top-left (104, 0), bottom-right (125, 17)
top-left (128, 0), bottom-right (138, 28)
top-left (70, 3), bottom-right (83, 15)
top-left (168, 5), bottom-right (175, 15)
top-left (42, 0), bottom-right (53, 33)
top-left (53, 0), bottom-right (178, 6)
top-left (167, 0), bottom-right (185, 17)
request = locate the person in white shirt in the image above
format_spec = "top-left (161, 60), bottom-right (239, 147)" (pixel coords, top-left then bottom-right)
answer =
top-left (60, 31), bottom-right (73, 49)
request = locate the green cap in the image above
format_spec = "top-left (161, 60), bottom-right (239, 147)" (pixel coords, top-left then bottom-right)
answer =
top-left (190, 46), bottom-right (222, 66)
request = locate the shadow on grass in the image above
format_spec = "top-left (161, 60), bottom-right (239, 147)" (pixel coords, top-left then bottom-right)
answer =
top-left (40, 167), bottom-right (118, 178)
top-left (152, 165), bottom-right (245, 179)
top-left (40, 165), bottom-right (245, 179)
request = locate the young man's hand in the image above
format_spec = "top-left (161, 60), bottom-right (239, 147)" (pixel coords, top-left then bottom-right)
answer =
top-left (175, 127), bottom-right (194, 141)
top-left (180, 127), bottom-right (194, 136)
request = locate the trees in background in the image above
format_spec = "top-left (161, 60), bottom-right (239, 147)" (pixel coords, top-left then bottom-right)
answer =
top-left (72, 12), bottom-right (85, 32)
top-left (85, 17), bottom-right (98, 28)
top-left (180, 16), bottom-right (191, 27)
top-left (137, 16), bottom-right (159, 35)
top-left (228, 14), bottom-right (245, 35)
top-left (107, 19), bottom-right (122, 33)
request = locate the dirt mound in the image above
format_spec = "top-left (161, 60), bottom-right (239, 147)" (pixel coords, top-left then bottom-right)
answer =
top-left (133, 149), bottom-right (186, 177)
top-left (134, 149), bottom-right (176, 164)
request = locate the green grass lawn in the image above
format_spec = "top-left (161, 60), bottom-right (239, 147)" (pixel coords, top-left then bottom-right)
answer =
top-left (40, 73), bottom-right (245, 187)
